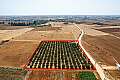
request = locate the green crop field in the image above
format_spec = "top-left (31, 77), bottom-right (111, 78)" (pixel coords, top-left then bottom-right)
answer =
top-left (27, 41), bottom-right (94, 70)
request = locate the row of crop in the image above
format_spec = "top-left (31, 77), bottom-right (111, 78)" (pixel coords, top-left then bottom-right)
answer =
top-left (28, 41), bottom-right (94, 69)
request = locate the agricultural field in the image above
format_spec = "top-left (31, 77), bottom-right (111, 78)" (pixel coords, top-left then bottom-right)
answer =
top-left (0, 67), bottom-right (27, 80)
top-left (32, 26), bottom-right (62, 31)
top-left (0, 24), bottom-right (30, 30)
top-left (27, 41), bottom-right (94, 70)
top-left (107, 70), bottom-right (120, 80)
top-left (0, 41), bottom-right (39, 67)
top-left (13, 23), bottom-right (77, 41)
top-left (0, 22), bottom-right (100, 80)
top-left (13, 30), bottom-right (74, 41)
top-left (0, 28), bottom-right (33, 40)
top-left (28, 70), bottom-right (98, 80)
top-left (95, 28), bottom-right (120, 37)
top-left (82, 34), bottom-right (120, 66)
top-left (75, 23), bottom-right (120, 65)
top-left (78, 71), bottom-right (96, 80)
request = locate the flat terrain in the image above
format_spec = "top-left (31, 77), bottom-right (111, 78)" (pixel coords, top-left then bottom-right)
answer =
top-left (13, 31), bottom-right (74, 41)
top-left (107, 70), bottom-right (120, 80)
top-left (0, 28), bottom-right (33, 40)
top-left (32, 26), bottom-right (62, 31)
top-left (0, 41), bottom-right (39, 67)
top-left (28, 70), bottom-right (98, 80)
top-left (75, 24), bottom-right (120, 66)
top-left (0, 25), bottom-right (30, 30)
top-left (76, 24), bottom-right (109, 36)
top-left (95, 27), bottom-right (120, 38)
top-left (0, 23), bottom-right (77, 68)
top-left (0, 22), bottom-right (107, 80)
top-left (76, 23), bottom-right (120, 79)
top-left (12, 24), bottom-right (80, 41)
top-left (27, 41), bottom-right (94, 70)
top-left (82, 35), bottom-right (120, 66)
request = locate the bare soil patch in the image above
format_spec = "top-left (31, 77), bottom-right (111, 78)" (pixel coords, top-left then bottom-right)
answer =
top-left (107, 70), bottom-right (120, 80)
top-left (82, 35), bottom-right (120, 66)
top-left (0, 41), bottom-right (39, 67)
top-left (0, 28), bottom-right (33, 40)
top-left (95, 28), bottom-right (120, 38)
top-left (33, 26), bottom-right (62, 31)
top-left (96, 28), bottom-right (120, 33)
top-left (13, 30), bottom-right (74, 41)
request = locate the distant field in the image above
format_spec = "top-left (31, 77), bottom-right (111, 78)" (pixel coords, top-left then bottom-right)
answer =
top-left (0, 25), bottom-right (30, 30)
top-left (95, 28), bottom-right (120, 38)
top-left (13, 30), bottom-right (74, 41)
top-left (0, 28), bottom-right (33, 40)
top-left (13, 24), bottom-right (76, 41)
top-left (32, 26), bottom-right (62, 31)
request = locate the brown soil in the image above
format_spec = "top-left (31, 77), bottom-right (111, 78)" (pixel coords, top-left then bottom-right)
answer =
top-left (82, 35), bottom-right (120, 66)
top-left (112, 32), bottom-right (120, 37)
top-left (95, 28), bottom-right (120, 37)
top-left (13, 30), bottom-right (74, 41)
top-left (96, 28), bottom-right (120, 33)
top-left (33, 26), bottom-right (62, 31)
top-left (13, 23), bottom-right (77, 41)
top-left (0, 41), bottom-right (39, 67)
top-left (107, 70), bottom-right (120, 79)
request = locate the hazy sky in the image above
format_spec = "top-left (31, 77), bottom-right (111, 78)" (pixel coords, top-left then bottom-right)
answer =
top-left (0, 0), bottom-right (120, 15)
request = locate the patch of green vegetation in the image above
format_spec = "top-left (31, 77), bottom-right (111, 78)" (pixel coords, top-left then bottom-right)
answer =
top-left (15, 78), bottom-right (22, 80)
top-left (78, 71), bottom-right (96, 80)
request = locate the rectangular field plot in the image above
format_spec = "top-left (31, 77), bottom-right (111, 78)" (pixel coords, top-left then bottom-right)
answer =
top-left (27, 41), bottom-right (94, 70)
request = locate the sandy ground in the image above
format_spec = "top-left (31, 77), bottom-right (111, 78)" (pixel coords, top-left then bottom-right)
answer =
top-left (0, 28), bottom-right (34, 40)
top-left (76, 24), bottom-right (109, 36)
top-left (13, 30), bottom-right (74, 40)
top-left (12, 23), bottom-right (79, 41)
top-left (0, 41), bottom-right (39, 67)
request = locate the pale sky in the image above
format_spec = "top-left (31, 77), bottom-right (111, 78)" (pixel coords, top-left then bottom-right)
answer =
top-left (0, 0), bottom-right (120, 15)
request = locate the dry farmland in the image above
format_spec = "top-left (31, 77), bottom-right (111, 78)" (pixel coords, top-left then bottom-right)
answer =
top-left (0, 22), bottom-right (101, 80)
top-left (82, 34), bottom-right (120, 66)
top-left (0, 28), bottom-right (33, 40)
top-left (0, 41), bottom-right (39, 67)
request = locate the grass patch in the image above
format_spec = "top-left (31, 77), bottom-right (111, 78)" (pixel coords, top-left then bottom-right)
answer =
top-left (78, 71), bottom-right (96, 80)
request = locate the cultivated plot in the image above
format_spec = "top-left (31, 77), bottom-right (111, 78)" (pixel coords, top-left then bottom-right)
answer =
top-left (27, 41), bottom-right (94, 70)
